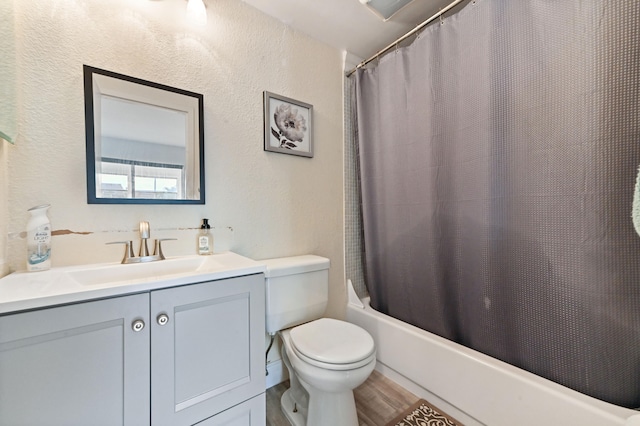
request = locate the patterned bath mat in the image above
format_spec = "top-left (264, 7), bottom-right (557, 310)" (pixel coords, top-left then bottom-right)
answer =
top-left (385, 399), bottom-right (463, 426)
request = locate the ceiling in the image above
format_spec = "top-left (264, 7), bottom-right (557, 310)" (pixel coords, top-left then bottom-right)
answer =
top-left (240, 0), bottom-right (458, 63)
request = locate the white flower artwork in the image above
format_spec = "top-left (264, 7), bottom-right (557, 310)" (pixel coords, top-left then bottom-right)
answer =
top-left (264, 92), bottom-right (313, 157)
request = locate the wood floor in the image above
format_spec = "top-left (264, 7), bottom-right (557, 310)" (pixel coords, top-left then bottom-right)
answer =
top-left (266, 370), bottom-right (420, 426)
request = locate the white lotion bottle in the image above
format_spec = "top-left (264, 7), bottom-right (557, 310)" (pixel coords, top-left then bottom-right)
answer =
top-left (198, 218), bottom-right (213, 255)
top-left (26, 204), bottom-right (52, 272)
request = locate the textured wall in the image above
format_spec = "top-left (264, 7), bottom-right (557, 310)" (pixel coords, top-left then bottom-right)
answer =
top-left (0, 0), bottom-right (13, 276)
top-left (4, 0), bottom-right (345, 317)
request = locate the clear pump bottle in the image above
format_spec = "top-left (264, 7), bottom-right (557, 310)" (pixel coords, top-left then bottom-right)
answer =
top-left (26, 204), bottom-right (52, 271)
top-left (198, 218), bottom-right (213, 255)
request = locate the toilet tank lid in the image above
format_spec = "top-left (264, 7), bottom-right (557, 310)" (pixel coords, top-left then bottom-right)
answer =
top-left (262, 255), bottom-right (330, 278)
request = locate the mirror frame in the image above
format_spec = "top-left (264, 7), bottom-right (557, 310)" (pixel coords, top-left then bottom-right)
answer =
top-left (83, 65), bottom-right (205, 204)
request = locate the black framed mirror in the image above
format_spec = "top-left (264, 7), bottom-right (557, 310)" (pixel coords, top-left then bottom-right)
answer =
top-left (83, 65), bottom-right (205, 204)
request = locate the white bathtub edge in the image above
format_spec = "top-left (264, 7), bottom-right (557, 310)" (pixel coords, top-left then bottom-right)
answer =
top-left (346, 279), bottom-right (365, 309)
top-left (347, 295), bottom-right (637, 426)
top-left (374, 361), bottom-right (483, 425)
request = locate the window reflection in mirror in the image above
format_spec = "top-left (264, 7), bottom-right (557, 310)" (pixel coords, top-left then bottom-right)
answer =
top-left (83, 65), bottom-right (205, 204)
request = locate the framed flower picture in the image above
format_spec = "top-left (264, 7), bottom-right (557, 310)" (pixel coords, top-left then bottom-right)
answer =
top-left (263, 91), bottom-right (313, 158)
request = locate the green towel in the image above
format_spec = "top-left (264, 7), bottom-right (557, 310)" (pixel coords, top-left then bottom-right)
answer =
top-left (0, 0), bottom-right (17, 144)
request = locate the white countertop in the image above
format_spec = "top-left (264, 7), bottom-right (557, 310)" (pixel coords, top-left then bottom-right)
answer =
top-left (0, 252), bottom-right (266, 314)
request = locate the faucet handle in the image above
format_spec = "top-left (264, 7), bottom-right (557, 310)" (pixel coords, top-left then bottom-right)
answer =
top-left (106, 241), bottom-right (135, 264)
top-left (154, 238), bottom-right (177, 260)
top-left (138, 221), bottom-right (151, 257)
top-left (139, 221), bottom-right (150, 239)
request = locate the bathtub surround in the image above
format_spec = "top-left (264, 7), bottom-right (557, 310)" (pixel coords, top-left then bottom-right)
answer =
top-left (343, 75), bottom-right (367, 298)
top-left (352, 0), bottom-right (640, 408)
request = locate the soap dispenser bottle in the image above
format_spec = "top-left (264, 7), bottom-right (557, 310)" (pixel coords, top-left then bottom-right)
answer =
top-left (198, 218), bottom-right (213, 255)
top-left (26, 204), bottom-right (52, 272)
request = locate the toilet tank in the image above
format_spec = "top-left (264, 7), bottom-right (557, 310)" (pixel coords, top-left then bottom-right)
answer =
top-left (263, 255), bottom-right (330, 334)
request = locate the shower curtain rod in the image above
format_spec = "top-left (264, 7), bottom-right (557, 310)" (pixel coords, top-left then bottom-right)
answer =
top-left (346, 0), bottom-right (466, 77)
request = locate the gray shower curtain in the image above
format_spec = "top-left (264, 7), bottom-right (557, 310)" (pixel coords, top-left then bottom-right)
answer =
top-left (353, 0), bottom-right (640, 408)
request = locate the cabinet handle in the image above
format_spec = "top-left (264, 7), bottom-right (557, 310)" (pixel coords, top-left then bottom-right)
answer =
top-left (132, 319), bottom-right (145, 332)
top-left (157, 313), bottom-right (169, 326)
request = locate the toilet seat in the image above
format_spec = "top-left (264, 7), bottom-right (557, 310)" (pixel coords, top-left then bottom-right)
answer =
top-left (288, 318), bottom-right (375, 371)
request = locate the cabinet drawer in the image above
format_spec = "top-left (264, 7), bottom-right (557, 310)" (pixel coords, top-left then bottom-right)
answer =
top-left (196, 393), bottom-right (266, 426)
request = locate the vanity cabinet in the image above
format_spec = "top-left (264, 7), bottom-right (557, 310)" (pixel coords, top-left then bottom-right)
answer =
top-left (0, 273), bottom-right (265, 426)
top-left (0, 293), bottom-right (151, 425)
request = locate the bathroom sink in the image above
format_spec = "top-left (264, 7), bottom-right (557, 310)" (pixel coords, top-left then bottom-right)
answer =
top-left (0, 252), bottom-right (266, 315)
top-left (67, 256), bottom-right (218, 286)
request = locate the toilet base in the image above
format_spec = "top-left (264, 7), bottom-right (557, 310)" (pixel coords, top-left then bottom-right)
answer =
top-left (280, 386), bottom-right (359, 426)
top-left (281, 388), bottom-right (305, 426)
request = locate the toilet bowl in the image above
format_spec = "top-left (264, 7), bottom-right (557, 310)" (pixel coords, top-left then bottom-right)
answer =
top-left (264, 256), bottom-right (376, 426)
top-left (279, 318), bottom-right (376, 426)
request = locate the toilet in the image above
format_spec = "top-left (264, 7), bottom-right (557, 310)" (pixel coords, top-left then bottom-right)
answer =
top-left (264, 255), bottom-right (376, 426)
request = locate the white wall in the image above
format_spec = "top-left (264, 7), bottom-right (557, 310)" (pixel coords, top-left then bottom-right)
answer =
top-left (3, 0), bottom-right (346, 317)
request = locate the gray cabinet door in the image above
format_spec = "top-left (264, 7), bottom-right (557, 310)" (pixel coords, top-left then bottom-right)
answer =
top-left (0, 293), bottom-right (150, 426)
top-left (151, 274), bottom-right (265, 426)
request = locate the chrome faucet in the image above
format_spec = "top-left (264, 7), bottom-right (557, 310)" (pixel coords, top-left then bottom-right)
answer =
top-left (138, 221), bottom-right (151, 257)
top-left (108, 221), bottom-right (175, 264)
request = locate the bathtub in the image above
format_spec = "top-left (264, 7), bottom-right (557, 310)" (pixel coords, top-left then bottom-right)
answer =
top-left (345, 282), bottom-right (640, 426)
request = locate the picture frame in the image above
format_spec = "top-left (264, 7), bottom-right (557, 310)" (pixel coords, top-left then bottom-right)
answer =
top-left (263, 91), bottom-right (313, 158)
